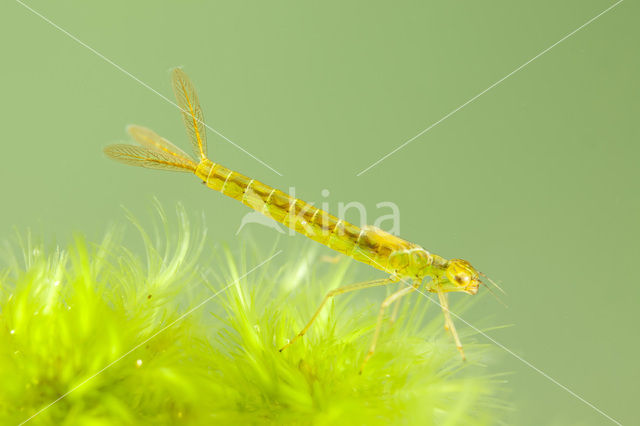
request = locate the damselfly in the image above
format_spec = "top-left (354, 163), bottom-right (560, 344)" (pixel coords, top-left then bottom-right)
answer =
top-left (105, 69), bottom-right (498, 372)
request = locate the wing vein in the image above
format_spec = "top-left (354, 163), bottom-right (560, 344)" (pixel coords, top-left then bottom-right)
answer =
top-left (172, 68), bottom-right (207, 160)
top-left (104, 144), bottom-right (196, 172)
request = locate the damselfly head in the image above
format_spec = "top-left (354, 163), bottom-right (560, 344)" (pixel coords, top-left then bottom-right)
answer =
top-left (442, 258), bottom-right (480, 295)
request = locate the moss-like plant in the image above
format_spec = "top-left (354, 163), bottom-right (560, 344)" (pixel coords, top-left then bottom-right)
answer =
top-left (0, 205), bottom-right (504, 425)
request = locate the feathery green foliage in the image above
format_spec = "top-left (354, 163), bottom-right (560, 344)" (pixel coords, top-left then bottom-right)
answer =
top-left (0, 205), bottom-right (504, 425)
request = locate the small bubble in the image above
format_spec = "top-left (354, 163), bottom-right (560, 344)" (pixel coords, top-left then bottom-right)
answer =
top-left (321, 189), bottom-right (330, 197)
top-left (136, 359), bottom-right (143, 367)
top-left (53, 280), bottom-right (60, 287)
top-left (10, 329), bottom-right (15, 335)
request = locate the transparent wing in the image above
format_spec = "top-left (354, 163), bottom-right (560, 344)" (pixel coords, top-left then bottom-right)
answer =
top-left (104, 144), bottom-right (196, 172)
top-left (127, 124), bottom-right (196, 164)
top-left (171, 68), bottom-right (207, 160)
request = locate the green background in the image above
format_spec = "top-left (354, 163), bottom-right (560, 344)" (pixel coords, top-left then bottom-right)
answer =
top-left (1, 1), bottom-right (637, 424)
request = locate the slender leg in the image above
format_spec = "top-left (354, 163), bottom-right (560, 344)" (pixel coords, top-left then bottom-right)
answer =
top-left (389, 284), bottom-right (404, 324)
top-left (437, 289), bottom-right (466, 361)
top-left (279, 276), bottom-right (398, 352)
top-left (360, 283), bottom-right (418, 374)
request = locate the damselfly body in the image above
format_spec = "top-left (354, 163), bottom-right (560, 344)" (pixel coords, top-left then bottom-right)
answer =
top-left (105, 69), bottom-right (495, 372)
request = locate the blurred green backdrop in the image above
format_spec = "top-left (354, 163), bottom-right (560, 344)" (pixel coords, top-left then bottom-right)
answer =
top-left (1, 0), bottom-right (637, 424)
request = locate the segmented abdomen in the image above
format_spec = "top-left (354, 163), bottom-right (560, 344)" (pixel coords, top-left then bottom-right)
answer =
top-left (198, 160), bottom-right (421, 274)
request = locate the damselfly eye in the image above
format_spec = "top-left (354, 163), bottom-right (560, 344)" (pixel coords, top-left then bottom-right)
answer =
top-left (455, 275), bottom-right (469, 285)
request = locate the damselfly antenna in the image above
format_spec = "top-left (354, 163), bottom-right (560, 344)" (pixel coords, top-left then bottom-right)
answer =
top-left (478, 272), bottom-right (508, 307)
top-left (479, 271), bottom-right (506, 294)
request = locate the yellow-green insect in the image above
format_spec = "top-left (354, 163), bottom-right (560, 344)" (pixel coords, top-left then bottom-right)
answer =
top-left (105, 68), bottom-right (493, 372)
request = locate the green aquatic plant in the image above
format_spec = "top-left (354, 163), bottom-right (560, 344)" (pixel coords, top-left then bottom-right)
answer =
top-left (0, 206), bottom-right (504, 425)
